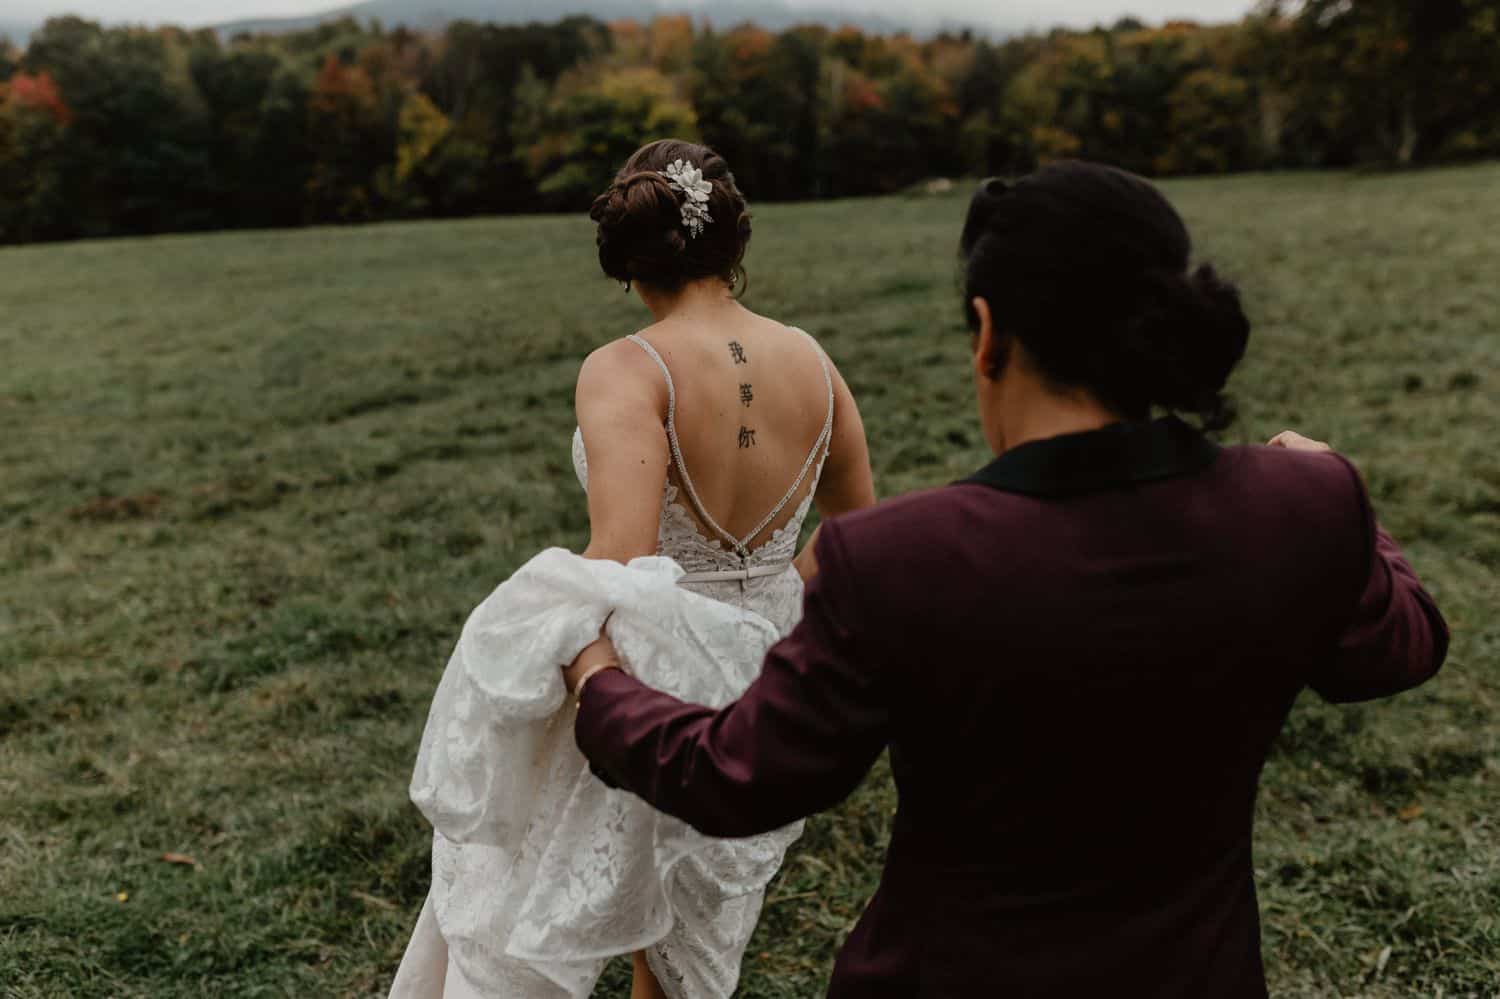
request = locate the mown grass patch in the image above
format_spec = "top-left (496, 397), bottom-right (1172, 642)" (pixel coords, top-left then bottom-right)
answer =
top-left (3, 163), bottom-right (1497, 995)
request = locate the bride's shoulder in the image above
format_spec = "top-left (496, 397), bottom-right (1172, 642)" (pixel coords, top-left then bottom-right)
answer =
top-left (574, 334), bottom-right (669, 414)
top-left (578, 333), bottom-right (659, 377)
top-left (774, 320), bottom-right (833, 358)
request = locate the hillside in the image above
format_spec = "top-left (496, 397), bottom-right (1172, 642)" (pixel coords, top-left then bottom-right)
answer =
top-left (217, 0), bottom-right (908, 38)
top-left (2, 164), bottom-right (1498, 995)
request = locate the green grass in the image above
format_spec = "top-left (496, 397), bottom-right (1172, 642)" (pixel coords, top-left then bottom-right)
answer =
top-left (2, 163), bottom-right (1498, 997)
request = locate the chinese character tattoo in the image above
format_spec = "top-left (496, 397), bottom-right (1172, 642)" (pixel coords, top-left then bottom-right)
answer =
top-left (730, 344), bottom-right (754, 445)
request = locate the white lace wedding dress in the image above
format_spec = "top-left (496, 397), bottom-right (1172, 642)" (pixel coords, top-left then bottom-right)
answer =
top-left (391, 331), bottom-right (833, 998)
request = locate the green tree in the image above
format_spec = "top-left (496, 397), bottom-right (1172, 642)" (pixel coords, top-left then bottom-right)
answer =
top-left (188, 39), bottom-right (309, 227)
top-left (23, 18), bottom-right (215, 237)
top-left (1, 6), bottom-right (1498, 244)
top-left (522, 66), bottom-right (698, 207)
top-left (305, 51), bottom-right (386, 221)
top-left (688, 26), bottom-right (824, 200)
top-left (0, 74), bottom-right (70, 242)
top-left (1158, 67), bottom-right (1254, 174)
top-left (419, 17), bottom-right (609, 214)
top-left (954, 37), bottom-right (1038, 175)
top-left (821, 45), bottom-right (956, 196)
top-left (1274, 0), bottom-right (1493, 166)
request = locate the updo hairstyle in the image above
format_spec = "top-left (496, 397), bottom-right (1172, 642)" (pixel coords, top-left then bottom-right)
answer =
top-left (590, 139), bottom-right (752, 292)
top-left (960, 160), bottom-right (1251, 429)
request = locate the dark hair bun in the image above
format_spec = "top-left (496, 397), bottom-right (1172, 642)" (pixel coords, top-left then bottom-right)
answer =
top-left (589, 139), bottom-right (751, 292)
top-left (961, 160), bottom-right (1251, 429)
top-left (1109, 264), bottom-right (1250, 425)
top-left (591, 171), bottom-right (690, 288)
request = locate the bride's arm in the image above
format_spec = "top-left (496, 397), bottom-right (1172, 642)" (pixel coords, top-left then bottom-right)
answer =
top-left (795, 361), bottom-right (876, 581)
top-left (575, 341), bottom-right (672, 564)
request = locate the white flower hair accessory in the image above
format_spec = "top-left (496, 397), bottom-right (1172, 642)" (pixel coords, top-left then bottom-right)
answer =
top-left (661, 158), bottom-right (714, 238)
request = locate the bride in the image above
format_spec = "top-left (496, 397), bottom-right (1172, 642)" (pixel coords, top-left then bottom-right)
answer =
top-left (390, 139), bottom-right (876, 998)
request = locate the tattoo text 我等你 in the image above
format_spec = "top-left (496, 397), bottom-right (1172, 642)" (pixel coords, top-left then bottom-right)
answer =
top-left (728, 341), bottom-right (748, 365)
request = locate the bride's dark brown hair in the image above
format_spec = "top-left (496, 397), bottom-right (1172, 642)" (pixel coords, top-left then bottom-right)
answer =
top-left (590, 139), bottom-right (752, 292)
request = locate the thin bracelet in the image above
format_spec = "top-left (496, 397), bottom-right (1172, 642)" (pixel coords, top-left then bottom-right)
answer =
top-left (574, 661), bottom-right (622, 707)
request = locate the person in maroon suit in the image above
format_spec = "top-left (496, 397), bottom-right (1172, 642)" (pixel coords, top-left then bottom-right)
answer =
top-left (562, 161), bottom-right (1448, 998)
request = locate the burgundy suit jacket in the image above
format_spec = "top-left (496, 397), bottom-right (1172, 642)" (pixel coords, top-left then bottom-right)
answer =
top-left (575, 417), bottom-right (1447, 998)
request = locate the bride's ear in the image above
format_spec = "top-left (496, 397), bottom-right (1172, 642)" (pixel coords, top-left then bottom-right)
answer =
top-left (971, 296), bottom-right (1007, 381)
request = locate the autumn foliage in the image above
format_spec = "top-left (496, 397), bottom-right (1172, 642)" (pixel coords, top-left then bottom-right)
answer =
top-left (0, 0), bottom-right (1497, 244)
top-left (4, 70), bottom-right (70, 123)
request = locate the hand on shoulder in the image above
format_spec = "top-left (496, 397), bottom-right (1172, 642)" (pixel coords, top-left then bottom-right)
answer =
top-left (1267, 430), bottom-right (1332, 454)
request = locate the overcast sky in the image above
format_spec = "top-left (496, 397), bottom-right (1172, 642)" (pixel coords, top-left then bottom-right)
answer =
top-left (8, 0), bottom-right (1257, 32)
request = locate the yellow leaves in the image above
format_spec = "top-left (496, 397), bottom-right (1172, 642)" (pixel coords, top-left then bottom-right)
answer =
top-left (592, 67), bottom-right (699, 138)
top-left (395, 92), bottom-right (451, 184)
top-left (647, 15), bottom-right (695, 72)
top-left (1031, 125), bottom-right (1082, 161)
top-left (594, 66), bottom-right (681, 105)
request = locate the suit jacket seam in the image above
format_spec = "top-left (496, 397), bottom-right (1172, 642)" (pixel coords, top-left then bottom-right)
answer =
top-left (1328, 452), bottom-right (1379, 642)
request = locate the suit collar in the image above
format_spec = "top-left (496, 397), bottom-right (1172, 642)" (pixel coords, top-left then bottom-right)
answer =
top-left (962, 416), bottom-right (1219, 498)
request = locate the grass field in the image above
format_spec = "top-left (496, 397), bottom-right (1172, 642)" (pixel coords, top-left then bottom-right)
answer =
top-left (2, 163), bottom-right (1498, 998)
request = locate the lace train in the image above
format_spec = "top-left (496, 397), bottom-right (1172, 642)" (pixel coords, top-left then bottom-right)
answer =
top-left (394, 552), bottom-right (804, 999)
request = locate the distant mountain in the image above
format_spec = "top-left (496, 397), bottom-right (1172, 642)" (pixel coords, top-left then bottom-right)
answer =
top-left (216, 0), bottom-right (921, 39)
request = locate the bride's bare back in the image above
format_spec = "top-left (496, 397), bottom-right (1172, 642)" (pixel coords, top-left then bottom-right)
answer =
top-left (576, 291), bottom-right (874, 571)
top-left (638, 311), bottom-right (834, 547)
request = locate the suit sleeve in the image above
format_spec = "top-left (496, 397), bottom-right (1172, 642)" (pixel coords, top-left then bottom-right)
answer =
top-left (1310, 457), bottom-right (1449, 703)
top-left (574, 521), bottom-right (889, 838)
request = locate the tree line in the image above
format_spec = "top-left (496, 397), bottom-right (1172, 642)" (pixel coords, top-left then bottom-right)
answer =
top-left (0, 0), bottom-right (1496, 244)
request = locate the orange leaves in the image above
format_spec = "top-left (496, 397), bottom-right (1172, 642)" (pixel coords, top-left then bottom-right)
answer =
top-left (842, 72), bottom-right (885, 114)
top-left (5, 71), bottom-right (72, 125)
top-left (648, 15), bottom-right (695, 70)
top-left (310, 54), bottom-right (377, 117)
top-left (729, 26), bottom-right (775, 65)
